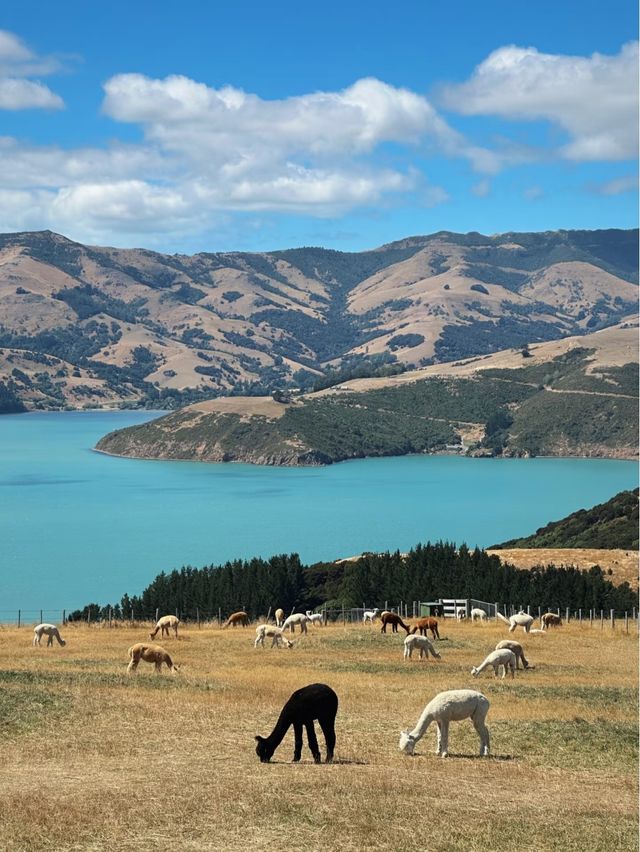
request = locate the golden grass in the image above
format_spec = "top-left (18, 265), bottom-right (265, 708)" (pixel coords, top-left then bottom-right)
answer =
top-left (0, 619), bottom-right (637, 851)
top-left (487, 548), bottom-right (640, 590)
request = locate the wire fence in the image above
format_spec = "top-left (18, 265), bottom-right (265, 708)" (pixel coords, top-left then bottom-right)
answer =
top-left (1, 600), bottom-right (637, 633)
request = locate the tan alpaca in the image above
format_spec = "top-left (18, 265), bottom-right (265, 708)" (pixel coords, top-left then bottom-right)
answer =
top-left (541, 612), bottom-right (563, 629)
top-left (222, 611), bottom-right (250, 628)
top-left (127, 643), bottom-right (178, 675)
top-left (254, 624), bottom-right (293, 648)
top-left (149, 614), bottom-right (180, 640)
top-left (33, 623), bottom-right (66, 647)
top-left (274, 608), bottom-right (285, 627)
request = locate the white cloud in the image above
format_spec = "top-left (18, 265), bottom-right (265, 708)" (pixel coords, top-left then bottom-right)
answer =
top-left (524, 186), bottom-right (544, 201)
top-left (0, 30), bottom-right (64, 110)
top-left (441, 42), bottom-right (639, 162)
top-left (471, 179), bottom-right (491, 198)
top-left (591, 174), bottom-right (639, 195)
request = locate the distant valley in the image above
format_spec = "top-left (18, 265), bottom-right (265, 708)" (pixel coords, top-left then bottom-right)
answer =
top-left (0, 227), bottom-right (637, 412)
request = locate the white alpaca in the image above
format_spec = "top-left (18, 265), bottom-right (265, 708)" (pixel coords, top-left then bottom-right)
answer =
top-left (149, 614), bottom-right (180, 640)
top-left (496, 610), bottom-right (534, 633)
top-left (282, 613), bottom-right (311, 634)
top-left (403, 634), bottom-right (441, 660)
top-left (363, 608), bottom-right (379, 624)
top-left (254, 624), bottom-right (293, 649)
top-left (399, 690), bottom-right (490, 758)
top-left (305, 611), bottom-right (325, 626)
top-left (495, 640), bottom-right (530, 670)
top-left (274, 608), bottom-right (285, 628)
top-left (471, 648), bottom-right (516, 679)
top-left (33, 623), bottom-right (66, 647)
top-left (470, 608), bottom-right (487, 621)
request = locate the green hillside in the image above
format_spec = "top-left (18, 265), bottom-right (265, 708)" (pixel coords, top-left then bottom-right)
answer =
top-left (492, 488), bottom-right (639, 550)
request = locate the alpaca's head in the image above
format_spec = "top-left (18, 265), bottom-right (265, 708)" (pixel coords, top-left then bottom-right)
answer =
top-left (471, 666), bottom-right (479, 677)
top-left (409, 626), bottom-right (417, 634)
top-left (283, 638), bottom-right (294, 649)
top-left (399, 731), bottom-right (415, 755)
top-left (255, 735), bottom-right (274, 763)
top-left (433, 650), bottom-right (441, 659)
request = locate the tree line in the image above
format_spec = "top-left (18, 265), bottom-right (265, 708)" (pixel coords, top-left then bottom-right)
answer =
top-left (69, 541), bottom-right (637, 622)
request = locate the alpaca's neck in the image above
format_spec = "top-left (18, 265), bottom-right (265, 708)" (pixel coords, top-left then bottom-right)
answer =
top-left (265, 708), bottom-right (293, 750)
top-left (476, 659), bottom-right (490, 673)
top-left (410, 709), bottom-right (434, 742)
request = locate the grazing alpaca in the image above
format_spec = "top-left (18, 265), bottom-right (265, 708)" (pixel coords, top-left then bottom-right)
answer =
top-left (541, 612), bottom-right (563, 630)
top-left (149, 614), bottom-right (180, 640)
top-left (455, 607), bottom-right (466, 620)
top-left (282, 613), bottom-right (311, 634)
top-left (222, 611), bottom-right (250, 628)
top-left (32, 623), bottom-right (66, 647)
top-left (470, 608), bottom-right (487, 622)
top-left (403, 634), bottom-right (441, 660)
top-left (495, 640), bottom-right (530, 670)
top-left (496, 610), bottom-right (534, 633)
top-left (127, 643), bottom-right (178, 675)
top-left (274, 608), bottom-right (285, 628)
top-left (255, 683), bottom-right (338, 764)
top-left (410, 617), bottom-right (440, 640)
top-left (399, 690), bottom-right (490, 758)
top-left (363, 608), bottom-right (379, 624)
top-left (471, 648), bottom-right (516, 679)
top-left (380, 611), bottom-right (411, 634)
top-left (254, 624), bottom-right (293, 649)
top-left (306, 611), bottom-right (325, 626)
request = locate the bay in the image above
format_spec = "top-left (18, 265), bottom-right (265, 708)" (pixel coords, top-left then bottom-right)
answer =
top-left (0, 410), bottom-right (637, 617)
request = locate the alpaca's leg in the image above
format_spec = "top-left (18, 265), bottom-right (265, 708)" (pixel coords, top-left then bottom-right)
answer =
top-left (33, 632), bottom-right (39, 646)
top-left (439, 722), bottom-right (449, 757)
top-left (127, 657), bottom-right (138, 674)
top-left (404, 645), bottom-right (409, 659)
top-left (473, 714), bottom-right (490, 756)
top-left (154, 660), bottom-right (162, 673)
top-left (305, 721), bottom-right (321, 763)
top-left (292, 722), bottom-right (303, 762)
top-left (318, 715), bottom-right (336, 763)
top-left (47, 633), bottom-right (53, 647)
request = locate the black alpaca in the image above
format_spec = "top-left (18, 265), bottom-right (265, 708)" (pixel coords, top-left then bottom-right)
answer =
top-left (255, 683), bottom-right (338, 764)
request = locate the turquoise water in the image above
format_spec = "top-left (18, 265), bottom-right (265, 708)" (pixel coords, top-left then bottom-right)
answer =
top-left (0, 410), bottom-right (637, 614)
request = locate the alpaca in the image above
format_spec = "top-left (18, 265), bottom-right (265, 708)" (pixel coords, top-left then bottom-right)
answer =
top-left (149, 614), bottom-right (179, 640)
top-left (470, 608), bottom-right (487, 622)
top-left (255, 683), bottom-right (338, 764)
top-left (471, 648), bottom-right (516, 679)
top-left (306, 611), bottom-right (325, 626)
top-left (380, 611), bottom-right (411, 634)
top-left (282, 613), bottom-right (311, 634)
top-left (399, 690), bottom-right (490, 758)
top-left (363, 608), bottom-right (379, 624)
top-left (222, 611), bottom-right (250, 628)
top-left (403, 634), bottom-right (441, 660)
top-left (496, 610), bottom-right (534, 633)
top-left (495, 640), bottom-right (530, 670)
top-left (127, 643), bottom-right (178, 675)
top-left (32, 623), bottom-right (66, 647)
top-left (410, 617), bottom-right (440, 640)
top-left (274, 608), bottom-right (285, 628)
top-left (541, 612), bottom-right (563, 629)
top-left (255, 624), bottom-right (293, 649)
top-left (455, 607), bottom-right (466, 620)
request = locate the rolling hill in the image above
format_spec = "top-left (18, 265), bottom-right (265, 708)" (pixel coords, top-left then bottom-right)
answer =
top-left (96, 321), bottom-right (639, 464)
top-left (0, 228), bottom-right (637, 410)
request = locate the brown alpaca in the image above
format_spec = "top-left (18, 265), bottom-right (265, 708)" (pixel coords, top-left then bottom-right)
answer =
top-left (410, 617), bottom-right (440, 640)
top-left (541, 612), bottom-right (563, 629)
top-left (127, 643), bottom-right (178, 675)
top-left (149, 614), bottom-right (180, 640)
top-left (222, 611), bottom-right (250, 628)
top-left (380, 611), bottom-right (411, 634)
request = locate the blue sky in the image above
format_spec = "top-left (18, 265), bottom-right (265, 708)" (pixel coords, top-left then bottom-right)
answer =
top-left (0, 0), bottom-right (637, 252)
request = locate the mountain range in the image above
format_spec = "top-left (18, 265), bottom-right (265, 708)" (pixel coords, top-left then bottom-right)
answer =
top-left (0, 228), bottom-right (637, 411)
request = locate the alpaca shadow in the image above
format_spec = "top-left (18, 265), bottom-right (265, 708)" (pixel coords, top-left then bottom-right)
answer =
top-left (442, 753), bottom-right (516, 761)
top-left (257, 758), bottom-right (368, 766)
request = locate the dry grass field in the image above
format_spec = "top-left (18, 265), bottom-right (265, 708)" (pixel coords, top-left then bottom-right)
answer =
top-left (0, 619), bottom-right (637, 852)
top-left (486, 548), bottom-right (640, 590)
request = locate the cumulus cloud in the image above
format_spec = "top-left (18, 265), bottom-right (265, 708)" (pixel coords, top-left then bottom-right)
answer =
top-left (441, 42), bottom-right (639, 162)
top-left (0, 30), bottom-right (64, 109)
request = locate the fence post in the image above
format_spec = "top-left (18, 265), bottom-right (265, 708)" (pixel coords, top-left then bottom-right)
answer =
top-left (197, 607), bottom-right (200, 629)
top-left (40, 609), bottom-right (43, 624)
top-left (578, 608), bottom-right (582, 626)
top-left (342, 604), bottom-right (345, 626)
top-left (17, 609), bottom-right (21, 628)
top-left (108, 607), bottom-right (112, 628)
top-left (88, 609), bottom-right (91, 627)
top-left (600, 609), bottom-right (604, 630)
top-left (385, 600), bottom-right (388, 612)
top-left (494, 603), bottom-right (499, 621)
top-left (624, 612), bottom-right (628, 634)
top-left (155, 607), bottom-right (159, 623)
top-left (537, 606), bottom-right (541, 621)
top-left (610, 609), bottom-right (615, 630)
top-left (565, 607), bottom-right (570, 623)
top-left (62, 609), bottom-right (66, 625)
top-left (130, 608), bottom-right (134, 624)
top-left (589, 609), bottom-right (593, 627)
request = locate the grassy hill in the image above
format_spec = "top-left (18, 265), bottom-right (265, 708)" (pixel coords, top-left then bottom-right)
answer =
top-left (0, 228), bottom-right (637, 410)
top-left (96, 324), bottom-right (639, 464)
top-left (492, 488), bottom-right (639, 550)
